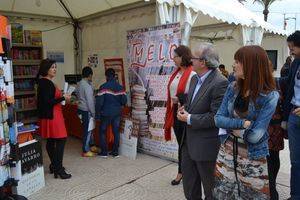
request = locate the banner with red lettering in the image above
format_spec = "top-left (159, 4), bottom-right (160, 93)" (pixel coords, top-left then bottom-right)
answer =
top-left (127, 23), bottom-right (181, 160)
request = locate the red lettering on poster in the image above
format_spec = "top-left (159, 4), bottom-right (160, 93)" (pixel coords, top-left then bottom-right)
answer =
top-left (147, 44), bottom-right (154, 61)
top-left (159, 43), bottom-right (165, 61)
top-left (169, 44), bottom-right (178, 60)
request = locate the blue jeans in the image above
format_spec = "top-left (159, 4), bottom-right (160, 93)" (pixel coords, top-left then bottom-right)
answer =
top-left (288, 113), bottom-right (300, 199)
top-left (99, 115), bottom-right (121, 154)
top-left (77, 109), bottom-right (94, 153)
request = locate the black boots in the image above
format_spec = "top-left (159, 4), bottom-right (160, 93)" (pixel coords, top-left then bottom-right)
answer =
top-left (54, 168), bottom-right (72, 179)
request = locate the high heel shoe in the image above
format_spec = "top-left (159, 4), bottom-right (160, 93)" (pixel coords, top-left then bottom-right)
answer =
top-left (49, 164), bottom-right (65, 174)
top-left (171, 177), bottom-right (182, 185)
top-left (54, 169), bottom-right (72, 179)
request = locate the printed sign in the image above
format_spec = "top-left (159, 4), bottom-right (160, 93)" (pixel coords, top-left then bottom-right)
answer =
top-left (127, 23), bottom-right (181, 160)
top-left (47, 51), bottom-right (64, 63)
top-left (12, 139), bottom-right (45, 197)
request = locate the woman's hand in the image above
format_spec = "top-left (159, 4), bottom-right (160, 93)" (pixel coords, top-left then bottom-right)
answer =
top-left (243, 120), bottom-right (251, 129)
top-left (63, 94), bottom-right (71, 102)
top-left (232, 130), bottom-right (241, 137)
top-left (171, 97), bottom-right (178, 104)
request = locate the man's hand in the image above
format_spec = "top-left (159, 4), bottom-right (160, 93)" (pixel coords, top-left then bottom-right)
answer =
top-left (177, 105), bottom-right (189, 122)
top-left (293, 108), bottom-right (300, 116)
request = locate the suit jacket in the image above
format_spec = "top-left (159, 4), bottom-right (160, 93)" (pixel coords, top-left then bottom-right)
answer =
top-left (280, 58), bottom-right (300, 120)
top-left (182, 69), bottom-right (228, 161)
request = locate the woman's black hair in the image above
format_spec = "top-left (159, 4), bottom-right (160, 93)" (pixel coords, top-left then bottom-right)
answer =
top-left (36, 59), bottom-right (56, 79)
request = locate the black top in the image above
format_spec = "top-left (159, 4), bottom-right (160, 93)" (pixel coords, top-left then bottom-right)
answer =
top-left (37, 78), bottom-right (65, 119)
top-left (234, 93), bottom-right (249, 118)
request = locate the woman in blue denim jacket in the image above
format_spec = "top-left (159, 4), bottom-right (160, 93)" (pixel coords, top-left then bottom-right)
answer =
top-left (213, 46), bottom-right (279, 200)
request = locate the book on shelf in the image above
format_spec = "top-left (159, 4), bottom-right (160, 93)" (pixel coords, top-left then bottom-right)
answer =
top-left (14, 79), bottom-right (35, 91)
top-left (11, 139), bottom-right (45, 197)
top-left (13, 65), bottom-right (39, 76)
top-left (11, 24), bottom-right (23, 44)
top-left (0, 59), bottom-right (13, 82)
top-left (15, 97), bottom-right (36, 110)
top-left (0, 77), bottom-right (6, 101)
top-left (12, 49), bottom-right (41, 60)
top-left (6, 82), bottom-right (14, 103)
top-left (24, 30), bottom-right (42, 46)
top-left (15, 116), bottom-right (37, 124)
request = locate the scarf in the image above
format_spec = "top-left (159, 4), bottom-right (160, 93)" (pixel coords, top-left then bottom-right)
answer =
top-left (164, 66), bottom-right (193, 141)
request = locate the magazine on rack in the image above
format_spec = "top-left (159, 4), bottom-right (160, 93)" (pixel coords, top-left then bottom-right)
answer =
top-left (62, 82), bottom-right (76, 105)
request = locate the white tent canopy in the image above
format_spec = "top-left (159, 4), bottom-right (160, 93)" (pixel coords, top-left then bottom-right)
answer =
top-left (1, 0), bottom-right (288, 69)
top-left (0, 0), bottom-right (287, 35)
top-left (0, 0), bottom-right (142, 19)
top-left (1, 0), bottom-right (286, 37)
top-left (157, 0), bottom-right (286, 35)
top-left (156, 0), bottom-right (286, 45)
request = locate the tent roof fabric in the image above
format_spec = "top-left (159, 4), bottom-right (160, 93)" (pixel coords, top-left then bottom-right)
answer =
top-left (1, 0), bottom-right (286, 35)
top-left (0, 0), bottom-right (142, 19)
top-left (157, 0), bottom-right (286, 35)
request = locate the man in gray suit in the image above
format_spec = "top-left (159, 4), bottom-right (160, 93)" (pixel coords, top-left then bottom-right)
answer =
top-left (177, 43), bottom-right (228, 200)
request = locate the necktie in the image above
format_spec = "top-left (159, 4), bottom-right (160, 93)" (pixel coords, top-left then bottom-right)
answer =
top-left (191, 78), bottom-right (202, 103)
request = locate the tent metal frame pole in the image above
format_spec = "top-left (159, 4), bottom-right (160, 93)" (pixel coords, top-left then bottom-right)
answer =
top-left (0, 10), bottom-right (71, 23)
top-left (56, 0), bottom-right (81, 74)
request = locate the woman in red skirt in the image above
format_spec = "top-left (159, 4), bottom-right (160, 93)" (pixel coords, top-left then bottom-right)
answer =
top-left (37, 59), bottom-right (71, 179)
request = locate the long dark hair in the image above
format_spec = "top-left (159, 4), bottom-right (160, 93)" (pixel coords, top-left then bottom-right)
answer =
top-left (234, 45), bottom-right (276, 102)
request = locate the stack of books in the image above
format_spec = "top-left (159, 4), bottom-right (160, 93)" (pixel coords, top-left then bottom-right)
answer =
top-left (131, 84), bottom-right (149, 137)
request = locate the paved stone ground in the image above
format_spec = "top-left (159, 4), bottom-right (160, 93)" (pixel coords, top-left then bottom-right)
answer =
top-left (28, 137), bottom-right (291, 200)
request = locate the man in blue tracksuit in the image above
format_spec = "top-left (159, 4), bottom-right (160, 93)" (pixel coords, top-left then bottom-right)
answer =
top-left (96, 68), bottom-right (127, 158)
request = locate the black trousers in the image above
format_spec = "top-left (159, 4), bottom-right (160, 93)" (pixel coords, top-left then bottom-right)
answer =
top-left (173, 104), bottom-right (185, 174)
top-left (267, 150), bottom-right (280, 200)
top-left (182, 143), bottom-right (216, 200)
top-left (46, 138), bottom-right (66, 172)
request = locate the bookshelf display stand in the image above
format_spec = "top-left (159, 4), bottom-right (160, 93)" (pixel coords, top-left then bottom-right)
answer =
top-left (12, 44), bottom-right (42, 124)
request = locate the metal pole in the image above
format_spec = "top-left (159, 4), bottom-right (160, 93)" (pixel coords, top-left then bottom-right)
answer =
top-left (295, 14), bottom-right (297, 31)
top-left (284, 13), bottom-right (286, 30)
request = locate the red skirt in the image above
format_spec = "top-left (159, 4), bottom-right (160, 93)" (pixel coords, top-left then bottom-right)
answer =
top-left (39, 89), bottom-right (67, 138)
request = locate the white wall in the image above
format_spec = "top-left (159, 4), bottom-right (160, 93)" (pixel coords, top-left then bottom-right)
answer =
top-left (11, 19), bottom-right (75, 88)
top-left (190, 34), bottom-right (288, 77)
top-left (80, 4), bottom-right (156, 90)
top-left (262, 35), bottom-right (288, 77)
